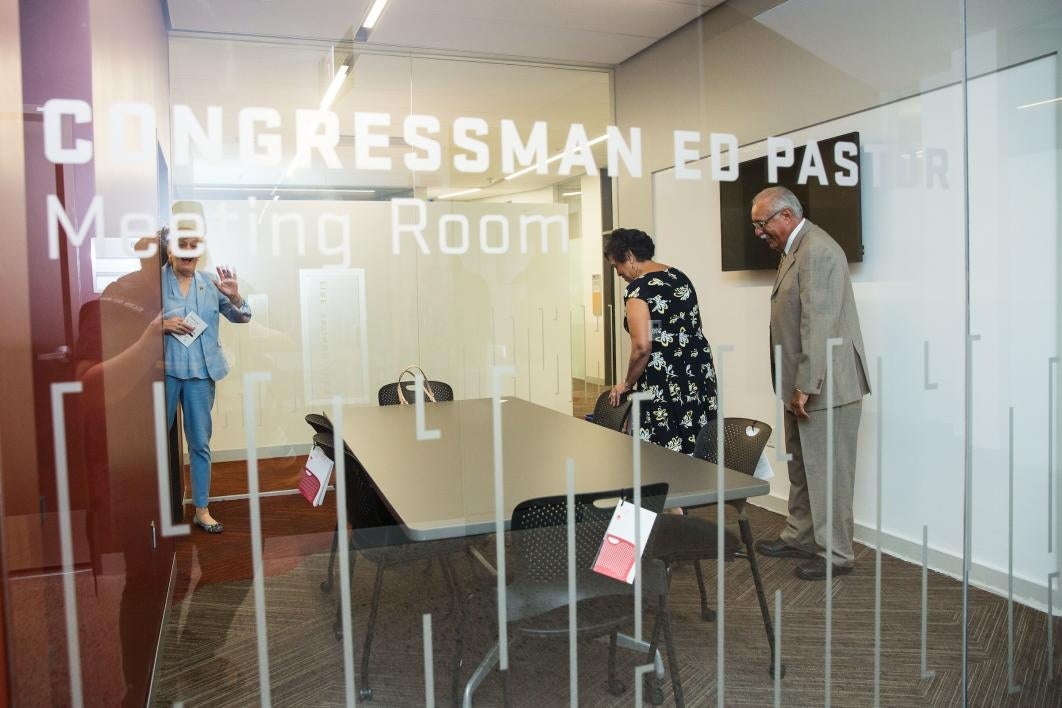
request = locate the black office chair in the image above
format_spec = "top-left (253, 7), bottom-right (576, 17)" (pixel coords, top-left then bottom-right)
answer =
top-left (305, 412), bottom-right (333, 436)
top-left (456, 482), bottom-right (684, 707)
top-left (378, 379), bottom-right (454, 406)
top-left (646, 418), bottom-right (779, 676)
top-left (314, 431), bottom-right (471, 704)
top-left (306, 412), bottom-right (354, 594)
top-left (591, 389), bottom-right (631, 432)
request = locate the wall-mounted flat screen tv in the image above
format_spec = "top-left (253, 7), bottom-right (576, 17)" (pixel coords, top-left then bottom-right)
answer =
top-left (719, 131), bottom-right (863, 271)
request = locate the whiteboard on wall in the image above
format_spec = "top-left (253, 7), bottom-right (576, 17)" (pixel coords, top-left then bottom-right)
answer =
top-left (299, 268), bottom-right (370, 405)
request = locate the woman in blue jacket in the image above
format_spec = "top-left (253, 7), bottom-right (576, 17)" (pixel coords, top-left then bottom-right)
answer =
top-left (163, 230), bottom-right (251, 533)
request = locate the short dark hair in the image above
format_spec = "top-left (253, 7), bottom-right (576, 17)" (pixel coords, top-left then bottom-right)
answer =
top-left (603, 228), bottom-right (655, 262)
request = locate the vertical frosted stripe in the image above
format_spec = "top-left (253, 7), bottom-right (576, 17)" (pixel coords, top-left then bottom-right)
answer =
top-left (774, 590), bottom-right (782, 708)
top-left (153, 381), bottom-right (190, 536)
top-left (923, 341), bottom-right (939, 390)
top-left (715, 344), bottom-right (734, 708)
top-left (331, 399), bottom-right (356, 705)
top-left (629, 391), bottom-right (653, 643)
top-left (423, 614), bottom-right (435, 708)
top-left (1007, 409), bottom-right (1021, 694)
top-left (243, 372), bottom-right (273, 705)
top-left (492, 366), bottom-right (515, 670)
top-left (773, 344), bottom-right (792, 462)
top-left (566, 459), bottom-right (578, 707)
top-left (414, 371), bottom-right (441, 440)
top-left (874, 359), bottom-right (883, 707)
top-left (51, 382), bottom-right (84, 708)
top-left (824, 337), bottom-right (843, 707)
top-left (921, 525), bottom-right (935, 680)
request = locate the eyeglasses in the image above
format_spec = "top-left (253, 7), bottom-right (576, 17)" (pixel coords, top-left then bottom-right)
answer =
top-left (751, 208), bottom-right (785, 231)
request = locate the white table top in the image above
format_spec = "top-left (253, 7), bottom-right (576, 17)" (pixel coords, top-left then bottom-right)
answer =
top-left (339, 397), bottom-right (770, 541)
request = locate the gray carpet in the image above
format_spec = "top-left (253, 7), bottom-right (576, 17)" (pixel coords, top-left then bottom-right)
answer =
top-left (153, 505), bottom-right (1062, 707)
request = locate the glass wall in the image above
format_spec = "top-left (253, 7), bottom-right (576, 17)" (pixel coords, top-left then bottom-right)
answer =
top-left (1, 0), bottom-right (1059, 706)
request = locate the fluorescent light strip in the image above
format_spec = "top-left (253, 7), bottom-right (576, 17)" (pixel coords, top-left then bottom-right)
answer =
top-left (194, 186), bottom-right (375, 194)
top-left (505, 134), bottom-right (607, 181)
top-left (1018, 96), bottom-right (1061, 110)
top-left (320, 64), bottom-right (349, 111)
top-left (561, 191), bottom-right (582, 197)
top-left (437, 187), bottom-right (481, 200)
top-left (362, 0), bottom-right (390, 29)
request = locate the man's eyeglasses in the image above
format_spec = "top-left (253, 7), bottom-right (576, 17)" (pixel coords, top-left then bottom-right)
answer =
top-left (751, 208), bottom-right (785, 231)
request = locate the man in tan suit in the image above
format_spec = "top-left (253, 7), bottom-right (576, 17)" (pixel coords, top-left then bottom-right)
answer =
top-left (751, 186), bottom-right (870, 580)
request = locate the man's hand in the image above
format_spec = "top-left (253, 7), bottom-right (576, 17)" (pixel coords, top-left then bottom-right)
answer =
top-left (214, 265), bottom-right (241, 304)
top-left (608, 381), bottom-right (630, 407)
top-left (790, 388), bottom-right (811, 420)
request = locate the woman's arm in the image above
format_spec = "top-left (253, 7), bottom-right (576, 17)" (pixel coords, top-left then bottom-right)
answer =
top-left (609, 297), bottom-right (652, 405)
top-left (213, 266), bottom-right (252, 323)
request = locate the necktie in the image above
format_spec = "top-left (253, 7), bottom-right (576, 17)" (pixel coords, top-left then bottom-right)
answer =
top-left (778, 252), bottom-right (787, 269)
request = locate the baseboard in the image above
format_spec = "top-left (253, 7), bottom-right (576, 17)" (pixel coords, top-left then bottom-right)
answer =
top-left (748, 493), bottom-right (1060, 615)
top-left (146, 553), bottom-right (178, 707)
top-left (212, 442), bottom-right (312, 462)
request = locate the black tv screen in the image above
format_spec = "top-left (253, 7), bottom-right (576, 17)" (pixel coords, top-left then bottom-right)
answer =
top-left (719, 131), bottom-right (863, 271)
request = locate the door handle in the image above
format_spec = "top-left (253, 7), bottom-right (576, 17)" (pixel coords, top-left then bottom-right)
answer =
top-left (38, 345), bottom-right (72, 362)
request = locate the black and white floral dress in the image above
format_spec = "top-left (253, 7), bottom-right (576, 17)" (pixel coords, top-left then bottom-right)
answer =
top-left (623, 267), bottom-right (718, 454)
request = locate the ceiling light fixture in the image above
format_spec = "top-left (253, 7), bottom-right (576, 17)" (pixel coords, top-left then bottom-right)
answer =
top-left (437, 187), bottom-right (482, 200)
top-left (505, 134), bottom-right (608, 181)
top-left (320, 63), bottom-right (350, 111)
top-left (362, 0), bottom-right (390, 29)
top-left (561, 191), bottom-right (582, 197)
top-left (1018, 96), bottom-right (1061, 110)
top-left (356, 0), bottom-right (390, 41)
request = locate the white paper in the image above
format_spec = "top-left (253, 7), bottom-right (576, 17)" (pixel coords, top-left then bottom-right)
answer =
top-left (171, 311), bottom-right (207, 348)
top-left (592, 500), bottom-right (658, 584)
top-left (754, 449), bottom-right (775, 480)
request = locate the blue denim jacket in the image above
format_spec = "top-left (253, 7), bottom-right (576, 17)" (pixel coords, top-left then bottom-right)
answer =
top-left (163, 264), bottom-right (252, 381)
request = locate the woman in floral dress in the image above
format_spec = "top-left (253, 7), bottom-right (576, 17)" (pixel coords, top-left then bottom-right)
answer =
top-left (604, 228), bottom-right (718, 454)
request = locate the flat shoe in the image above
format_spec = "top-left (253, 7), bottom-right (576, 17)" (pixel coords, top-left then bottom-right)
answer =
top-left (194, 517), bottom-right (224, 534)
top-left (795, 558), bottom-right (853, 581)
top-left (754, 538), bottom-right (815, 559)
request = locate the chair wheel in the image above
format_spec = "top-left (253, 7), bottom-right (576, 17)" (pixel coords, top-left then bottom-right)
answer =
top-left (320, 579), bottom-right (334, 593)
top-left (769, 663), bottom-right (786, 679)
top-left (607, 679), bottom-right (626, 696)
top-left (359, 686), bottom-right (374, 701)
top-left (701, 607), bottom-right (717, 622)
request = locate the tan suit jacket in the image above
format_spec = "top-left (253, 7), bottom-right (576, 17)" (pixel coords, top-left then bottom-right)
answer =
top-left (770, 220), bottom-right (870, 412)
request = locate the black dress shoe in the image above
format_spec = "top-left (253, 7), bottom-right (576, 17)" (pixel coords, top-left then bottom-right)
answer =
top-left (754, 538), bottom-right (816, 559)
top-left (795, 558), bottom-right (853, 581)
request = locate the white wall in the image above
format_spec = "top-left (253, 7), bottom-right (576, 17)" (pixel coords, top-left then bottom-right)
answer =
top-left (192, 199), bottom-right (573, 454)
top-left (651, 56), bottom-right (1057, 608)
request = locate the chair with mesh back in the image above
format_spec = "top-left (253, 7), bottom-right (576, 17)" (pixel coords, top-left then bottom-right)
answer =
top-left (314, 431), bottom-right (470, 704)
top-left (646, 417), bottom-right (779, 676)
top-left (306, 412), bottom-right (353, 594)
top-left (305, 412), bottom-right (333, 436)
top-left (457, 482), bottom-right (684, 707)
top-left (591, 389), bottom-right (631, 432)
top-left (378, 379), bottom-right (455, 406)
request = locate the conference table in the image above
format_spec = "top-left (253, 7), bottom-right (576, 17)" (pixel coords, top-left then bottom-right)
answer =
top-left (336, 396), bottom-right (771, 705)
top-left (339, 396), bottom-right (770, 540)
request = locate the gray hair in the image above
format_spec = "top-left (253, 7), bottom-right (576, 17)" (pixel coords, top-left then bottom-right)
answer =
top-left (753, 186), bottom-right (803, 219)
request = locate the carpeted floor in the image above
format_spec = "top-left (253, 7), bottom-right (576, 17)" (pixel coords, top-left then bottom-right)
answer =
top-left (153, 502), bottom-right (1062, 707)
